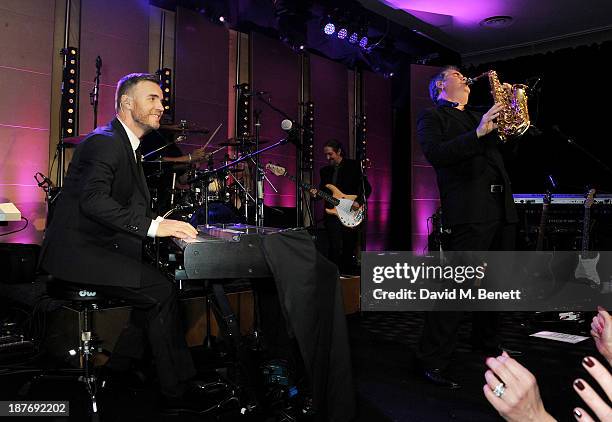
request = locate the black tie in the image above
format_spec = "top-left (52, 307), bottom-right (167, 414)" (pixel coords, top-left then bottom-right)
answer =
top-left (134, 145), bottom-right (147, 188)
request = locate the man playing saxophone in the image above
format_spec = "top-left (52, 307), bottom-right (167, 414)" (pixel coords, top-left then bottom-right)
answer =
top-left (416, 66), bottom-right (521, 389)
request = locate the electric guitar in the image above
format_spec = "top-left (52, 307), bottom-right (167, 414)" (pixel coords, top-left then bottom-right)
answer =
top-left (574, 188), bottom-right (600, 286)
top-left (266, 163), bottom-right (364, 228)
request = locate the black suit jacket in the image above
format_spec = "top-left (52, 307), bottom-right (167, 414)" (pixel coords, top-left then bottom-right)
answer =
top-left (40, 118), bottom-right (156, 287)
top-left (319, 158), bottom-right (372, 209)
top-left (417, 105), bottom-right (518, 227)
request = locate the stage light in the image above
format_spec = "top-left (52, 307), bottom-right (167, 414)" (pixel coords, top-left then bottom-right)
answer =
top-left (219, 16), bottom-right (225, 22)
top-left (156, 68), bottom-right (174, 124)
top-left (359, 36), bottom-right (368, 48)
top-left (349, 32), bottom-right (359, 44)
top-left (337, 28), bottom-right (348, 39)
top-left (302, 102), bottom-right (315, 170)
top-left (236, 83), bottom-right (251, 138)
top-left (323, 23), bottom-right (335, 35)
top-left (61, 47), bottom-right (79, 139)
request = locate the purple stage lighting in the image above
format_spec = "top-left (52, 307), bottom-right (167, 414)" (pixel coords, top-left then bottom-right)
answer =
top-left (359, 36), bottom-right (368, 48)
top-left (323, 23), bottom-right (335, 35)
top-left (337, 28), bottom-right (348, 39)
top-left (349, 32), bottom-right (359, 44)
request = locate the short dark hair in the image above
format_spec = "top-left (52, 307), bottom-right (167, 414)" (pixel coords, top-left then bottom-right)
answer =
top-left (428, 65), bottom-right (459, 103)
top-left (324, 139), bottom-right (343, 155)
top-left (115, 73), bottom-right (160, 112)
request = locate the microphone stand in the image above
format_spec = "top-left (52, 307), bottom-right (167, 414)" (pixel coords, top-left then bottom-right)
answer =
top-left (143, 131), bottom-right (186, 160)
top-left (553, 127), bottom-right (612, 178)
top-left (187, 138), bottom-right (289, 185)
top-left (254, 109), bottom-right (263, 227)
top-left (90, 56), bottom-right (102, 129)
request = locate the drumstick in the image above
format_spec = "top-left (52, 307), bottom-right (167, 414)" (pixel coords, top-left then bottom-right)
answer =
top-left (209, 145), bottom-right (227, 156)
top-left (202, 123), bottom-right (223, 150)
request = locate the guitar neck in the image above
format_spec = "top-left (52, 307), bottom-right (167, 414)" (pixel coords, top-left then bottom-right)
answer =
top-left (535, 203), bottom-right (549, 251)
top-left (283, 173), bottom-right (339, 206)
top-left (582, 207), bottom-right (591, 254)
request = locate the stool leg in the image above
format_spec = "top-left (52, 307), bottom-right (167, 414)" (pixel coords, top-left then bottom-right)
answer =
top-left (79, 307), bottom-right (98, 414)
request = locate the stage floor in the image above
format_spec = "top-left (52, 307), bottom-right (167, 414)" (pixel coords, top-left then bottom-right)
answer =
top-left (0, 311), bottom-right (597, 421)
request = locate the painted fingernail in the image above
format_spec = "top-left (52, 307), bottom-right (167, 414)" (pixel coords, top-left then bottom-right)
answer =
top-left (583, 357), bottom-right (595, 368)
top-left (574, 408), bottom-right (582, 418)
top-left (574, 379), bottom-right (585, 391)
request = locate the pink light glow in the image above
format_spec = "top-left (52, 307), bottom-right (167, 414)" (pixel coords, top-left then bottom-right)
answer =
top-left (382, 0), bottom-right (503, 25)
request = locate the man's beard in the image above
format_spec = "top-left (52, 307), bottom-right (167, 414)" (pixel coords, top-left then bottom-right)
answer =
top-left (133, 109), bottom-right (160, 132)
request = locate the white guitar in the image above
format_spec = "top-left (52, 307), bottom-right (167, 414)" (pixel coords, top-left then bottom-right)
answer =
top-left (574, 188), bottom-right (600, 286)
top-left (266, 163), bottom-right (364, 228)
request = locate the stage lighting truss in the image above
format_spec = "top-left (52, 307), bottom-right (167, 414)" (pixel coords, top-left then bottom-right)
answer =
top-left (60, 47), bottom-right (79, 139)
top-left (322, 11), bottom-right (369, 49)
top-left (356, 114), bottom-right (368, 170)
top-left (302, 101), bottom-right (314, 170)
top-left (236, 83), bottom-right (251, 139)
top-left (157, 68), bottom-right (174, 124)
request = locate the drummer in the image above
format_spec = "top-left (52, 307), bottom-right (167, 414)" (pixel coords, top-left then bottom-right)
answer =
top-left (140, 129), bottom-right (210, 213)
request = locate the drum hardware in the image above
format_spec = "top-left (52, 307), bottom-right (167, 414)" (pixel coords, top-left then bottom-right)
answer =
top-left (159, 120), bottom-right (210, 134)
top-left (217, 138), bottom-right (270, 147)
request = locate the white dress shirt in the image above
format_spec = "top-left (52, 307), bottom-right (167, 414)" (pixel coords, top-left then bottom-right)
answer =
top-left (117, 118), bottom-right (163, 238)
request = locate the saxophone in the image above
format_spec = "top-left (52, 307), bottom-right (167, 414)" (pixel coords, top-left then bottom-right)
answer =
top-left (469, 70), bottom-right (530, 141)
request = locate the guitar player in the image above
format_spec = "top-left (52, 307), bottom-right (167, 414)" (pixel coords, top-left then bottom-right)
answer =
top-left (309, 139), bottom-right (371, 275)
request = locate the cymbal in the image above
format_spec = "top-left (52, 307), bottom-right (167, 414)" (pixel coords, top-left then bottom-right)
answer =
top-left (62, 135), bottom-right (86, 146)
top-left (217, 138), bottom-right (269, 147)
top-left (159, 123), bottom-right (209, 134)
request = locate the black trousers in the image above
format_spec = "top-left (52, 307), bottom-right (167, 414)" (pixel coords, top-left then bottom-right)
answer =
top-left (324, 215), bottom-right (358, 272)
top-left (417, 219), bottom-right (516, 370)
top-left (95, 262), bottom-right (195, 397)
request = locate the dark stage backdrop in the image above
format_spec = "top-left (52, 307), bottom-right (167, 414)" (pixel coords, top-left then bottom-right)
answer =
top-left (175, 6), bottom-right (230, 156)
top-left (251, 32), bottom-right (300, 209)
top-left (79, 0), bottom-right (150, 134)
top-left (467, 41), bottom-right (612, 195)
top-left (363, 71), bottom-right (393, 251)
top-left (410, 64), bottom-right (441, 254)
top-left (310, 54), bottom-right (350, 223)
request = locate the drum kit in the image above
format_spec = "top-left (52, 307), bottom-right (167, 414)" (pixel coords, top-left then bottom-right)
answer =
top-left (62, 118), bottom-right (279, 227)
top-left (139, 120), bottom-right (272, 226)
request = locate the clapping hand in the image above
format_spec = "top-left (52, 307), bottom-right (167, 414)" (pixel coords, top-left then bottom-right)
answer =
top-left (572, 356), bottom-right (612, 421)
top-left (591, 306), bottom-right (612, 365)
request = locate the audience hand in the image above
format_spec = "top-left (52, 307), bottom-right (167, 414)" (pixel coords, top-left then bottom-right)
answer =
top-left (591, 306), bottom-right (612, 365)
top-left (572, 356), bottom-right (612, 422)
top-left (156, 219), bottom-right (197, 239)
top-left (483, 352), bottom-right (556, 422)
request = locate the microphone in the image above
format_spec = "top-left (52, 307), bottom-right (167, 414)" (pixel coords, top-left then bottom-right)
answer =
top-left (281, 119), bottom-right (293, 131)
top-left (96, 56), bottom-right (102, 70)
top-left (34, 172), bottom-right (53, 188)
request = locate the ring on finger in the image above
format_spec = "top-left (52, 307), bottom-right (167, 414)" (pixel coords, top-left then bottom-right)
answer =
top-left (493, 382), bottom-right (506, 398)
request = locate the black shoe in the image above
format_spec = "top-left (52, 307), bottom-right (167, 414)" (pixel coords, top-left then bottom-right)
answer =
top-left (423, 368), bottom-right (461, 389)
